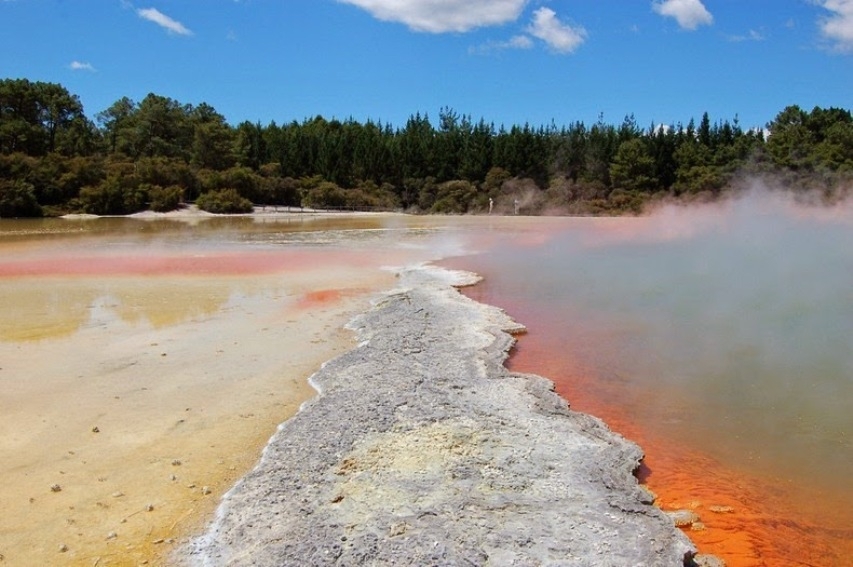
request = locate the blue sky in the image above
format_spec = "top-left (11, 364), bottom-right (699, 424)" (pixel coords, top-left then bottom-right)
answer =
top-left (1, 0), bottom-right (851, 131)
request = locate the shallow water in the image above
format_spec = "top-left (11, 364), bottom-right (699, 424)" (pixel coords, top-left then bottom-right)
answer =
top-left (3, 208), bottom-right (851, 565)
top-left (0, 215), bottom-right (450, 341)
top-left (0, 212), bottom-right (470, 565)
top-left (445, 195), bottom-right (853, 565)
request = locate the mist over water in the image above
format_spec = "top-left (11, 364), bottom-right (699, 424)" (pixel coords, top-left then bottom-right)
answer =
top-left (446, 189), bottom-right (853, 561)
top-left (553, 194), bottom-right (852, 481)
top-left (2, 204), bottom-right (850, 563)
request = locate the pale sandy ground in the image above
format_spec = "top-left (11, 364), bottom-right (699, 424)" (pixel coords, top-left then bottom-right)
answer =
top-left (0, 210), bottom-right (432, 566)
top-left (0, 271), bottom-right (397, 567)
top-left (0, 209), bottom-right (566, 566)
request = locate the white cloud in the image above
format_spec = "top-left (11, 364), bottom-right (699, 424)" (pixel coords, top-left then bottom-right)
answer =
top-left (69, 61), bottom-right (96, 72)
top-left (509, 34), bottom-right (534, 49)
top-left (137, 7), bottom-right (193, 36)
top-left (527, 7), bottom-right (587, 53)
top-left (815, 0), bottom-right (853, 52)
top-left (652, 0), bottom-right (713, 30)
top-left (728, 29), bottom-right (766, 42)
top-left (469, 34), bottom-right (533, 55)
top-left (337, 0), bottom-right (528, 33)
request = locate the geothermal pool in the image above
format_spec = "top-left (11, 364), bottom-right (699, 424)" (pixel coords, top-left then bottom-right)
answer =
top-left (0, 201), bottom-right (850, 566)
top-left (0, 212), bottom-right (461, 566)
top-left (445, 194), bottom-right (853, 566)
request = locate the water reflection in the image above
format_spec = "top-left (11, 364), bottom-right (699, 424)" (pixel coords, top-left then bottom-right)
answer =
top-left (0, 215), bottom-right (411, 341)
top-left (0, 213), bottom-right (475, 341)
top-left (0, 283), bottom-right (93, 341)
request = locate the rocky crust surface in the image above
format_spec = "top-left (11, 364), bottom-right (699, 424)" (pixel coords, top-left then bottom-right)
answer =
top-left (179, 265), bottom-right (696, 566)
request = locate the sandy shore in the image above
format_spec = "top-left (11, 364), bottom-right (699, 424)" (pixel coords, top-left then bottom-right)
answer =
top-left (0, 275), bottom-right (395, 566)
top-left (0, 212), bottom-right (415, 566)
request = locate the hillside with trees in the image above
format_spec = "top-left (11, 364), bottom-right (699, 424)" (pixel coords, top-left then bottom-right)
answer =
top-left (1, 77), bottom-right (851, 217)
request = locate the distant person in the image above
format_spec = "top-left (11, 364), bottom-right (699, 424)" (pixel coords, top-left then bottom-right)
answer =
top-left (489, 198), bottom-right (494, 215)
top-left (514, 199), bottom-right (519, 215)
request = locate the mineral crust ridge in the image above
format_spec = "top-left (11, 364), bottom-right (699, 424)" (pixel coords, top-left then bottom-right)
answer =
top-left (178, 264), bottom-right (697, 566)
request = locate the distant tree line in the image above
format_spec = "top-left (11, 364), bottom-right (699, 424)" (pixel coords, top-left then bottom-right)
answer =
top-left (1, 77), bottom-right (851, 217)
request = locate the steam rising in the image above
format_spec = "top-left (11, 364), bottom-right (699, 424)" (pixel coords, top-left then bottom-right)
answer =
top-left (461, 182), bottom-right (853, 490)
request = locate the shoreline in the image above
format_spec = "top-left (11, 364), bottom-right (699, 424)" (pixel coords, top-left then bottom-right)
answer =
top-left (57, 204), bottom-right (397, 223)
top-left (1, 213), bottom-right (732, 565)
top-left (445, 232), bottom-right (853, 566)
top-left (177, 264), bottom-right (706, 566)
top-left (0, 284), bottom-right (376, 567)
top-left (0, 225), bottom-right (403, 567)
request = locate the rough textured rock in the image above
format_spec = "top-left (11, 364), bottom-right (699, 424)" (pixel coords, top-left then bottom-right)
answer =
top-left (179, 265), bottom-right (696, 566)
top-left (666, 510), bottom-right (702, 528)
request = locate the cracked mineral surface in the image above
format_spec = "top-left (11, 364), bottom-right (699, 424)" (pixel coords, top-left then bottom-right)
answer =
top-left (179, 264), bottom-right (695, 566)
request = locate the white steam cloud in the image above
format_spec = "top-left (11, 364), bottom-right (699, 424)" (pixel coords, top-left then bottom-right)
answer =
top-left (652, 0), bottom-right (713, 30)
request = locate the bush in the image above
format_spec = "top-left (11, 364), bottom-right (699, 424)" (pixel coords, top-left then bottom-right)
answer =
top-left (79, 176), bottom-right (147, 215)
top-left (196, 188), bottom-right (253, 214)
top-left (430, 180), bottom-right (477, 214)
top-left (607, 188), bottom-right (645, 214)
top-left (264, 176), bottom-right (301, 207)
top-left (0, 179), bottom-right (43, 217)
top-left (405, 177), bottom-right (437, 211)
top-left (148, 184), bottom-right (183, 212)
top-left (343, 180), bottom-right (400, 210)
top-left (302, 181), bottom-right (347, 209)
top-left (483, 167), bottom-right (511, 192)
top-left (136, 157), bottom-right (200, 200)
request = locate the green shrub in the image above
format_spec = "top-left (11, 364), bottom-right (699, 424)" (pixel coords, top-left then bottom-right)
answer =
top-left (430, 180), bottom-right (477, 213)
top-left (343, 180), bottom-right (400, 210)
top-left (79, 176), bottom-right (147, 215)
top-left (302, 181), bottom-right (346, 209)
top-left (148, 184), bottom-right (183, 212)
top-left (0, 179), bottom-right (43, 217)
top-left (196, 188), bottom-right (254, 214)
top-left (264, 176), bottom-right (301, 207)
